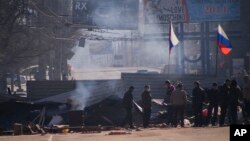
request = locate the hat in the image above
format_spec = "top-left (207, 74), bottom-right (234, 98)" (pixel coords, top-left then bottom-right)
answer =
top-left (176, 83), bottom-right (183, 88)
top-left (194, 81), bottom-right (200, 86)
top-left (225, 79), bottom-right (231, 83)
top-left (165, 80), bottom-right (170, 84)
top-left (212, 83), bottom-right (218, 86)
top-left (129, 86), bottom-right (134, 90)
top-left (231, 80), bottom-right (237, 86)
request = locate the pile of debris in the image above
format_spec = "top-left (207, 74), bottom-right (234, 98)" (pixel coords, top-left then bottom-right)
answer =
top-left (0, 94), bottom-right (197, 136)
top-left (0, 95), bottom-right (142, 135)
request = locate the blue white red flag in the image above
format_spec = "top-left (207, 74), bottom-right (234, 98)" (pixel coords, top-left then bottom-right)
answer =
top-left (169, 22), bottom-right (179, 55)
top-left (217, 24), bottom-right (232, 55)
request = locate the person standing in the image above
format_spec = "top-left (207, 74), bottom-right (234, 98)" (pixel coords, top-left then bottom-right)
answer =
top-left (219, 79), bottom-right (231, 126)
top-left (229, 80), bottom-right (241, 125)
top-left (163, 80), bottom-right (175, 126)
top-left (243, 75), bottom-right (250, 118)
top-left (206, 83), bottom-right (219, 126)
top-left (192, 81), bottom-right (205, 127)
top-left (142, 85), bottom-right (152, 128)
top-left (122, 86), bottom-right (135, 129)
top-left (170, 83), bottom-right (187, 127)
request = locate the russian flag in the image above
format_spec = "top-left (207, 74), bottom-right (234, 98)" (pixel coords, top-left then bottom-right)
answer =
top-left (217, 25), bottom-right (232, 55)
top-left (169, 22), bottom-right (179, 55)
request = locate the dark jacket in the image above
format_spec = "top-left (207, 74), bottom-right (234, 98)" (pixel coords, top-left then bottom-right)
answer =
top-left (207, 88), bottom-right (219, 105)
top-left (192, 86), bottom-right (205, 106)
top-left (123, 90), bottom-right (133, 108)
top-left (243, 82), bottom-right (250, 101)
top-left (164, 85), bottom-right (176, 103)
top-left (170, 89), bottom-right (187, 106)
top-left (219, 84), bottom-right (230, 105)
top-left (229, 85), bottom-right (241, 105)
top-left (142, 91), bottom-right (152, 109)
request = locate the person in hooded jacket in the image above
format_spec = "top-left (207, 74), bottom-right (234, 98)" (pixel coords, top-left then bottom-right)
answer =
top-left (219, 79), bottom-right (231, 126)
top-left (170, 83), bottom-right (187, 127)
top-left (122, 86), bottom-right (135, 129)
top-left (142, 85), bottom-right (152, 128)
top-left (243, 75), bottom-right (250, 118)
top-left (228, 80), bottom-right (241, 125)
top-left (206, 83), bottom-right (219, 126)
top-left (192, 81), bottom-right (205, 127)
top-left (163, 80), bottom-right (176, 126)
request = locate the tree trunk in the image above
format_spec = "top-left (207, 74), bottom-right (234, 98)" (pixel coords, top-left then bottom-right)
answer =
top-left (62, 46), bottom-right (68, 80)
top-left (54, 44), bottom-right (62, 80)
top-left (38, 54), bottom-right (47, 80)
top-left (0, 67), bottom-right (7, 94)
top-left (16, 71), bottom-right (22, 92)
top-left (11, 73), bottom-right (14, 92)
top-left (48, 50), bottom-right (55, 80)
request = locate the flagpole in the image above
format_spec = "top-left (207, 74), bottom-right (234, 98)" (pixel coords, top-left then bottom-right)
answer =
top-left (216, 42), bottom-right (218, 77)
top-left (216, 24), bottom-right (219, 77)
top-left (168, 22), bottom-right (179, 74)
top-left (168, 52), bottom-right (171, 74)
top-left (168, 22), bottom-right (171, 74)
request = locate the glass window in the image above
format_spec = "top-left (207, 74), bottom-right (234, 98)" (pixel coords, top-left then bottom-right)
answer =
top-left (183, 40), bottom-right (201, 60)
top-left (183, 40), bottom-right (202, 74)
top-left (209, 40), bottom-right (217, 75)
top-left (184, 61), bottom-right (202, 75)
top-left (209, 21), bottom-right (240, 32)
top-left (183, 23), bottom-right (201, 32)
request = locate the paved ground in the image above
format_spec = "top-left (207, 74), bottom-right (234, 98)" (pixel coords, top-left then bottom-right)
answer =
top-left (0, 127), bottom-right (229, 141)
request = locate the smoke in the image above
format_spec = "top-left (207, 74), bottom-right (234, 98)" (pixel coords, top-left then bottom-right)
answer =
top-left (35, 80), bottom-right (121, 111)
top-left (66, 0), bottom-right (176, 108)
top-left (68, 39), bottom-right (92, 69)
top-left (37, 0), bottom-right (183, 111)
top-left (70, 0), bottom-right (208, 76)
top-left (69, 80), bottom-right (122, 110)
top-left (69, 82), bottom-right (92, 110)
top-left (69, 39), bottom-right (119, 70)
top-left (139, 0), bottom-right (179, 68)
top-left (90, 0), bottom-right (138, 30)
top-left (136, 39), bottom-right (178, 67)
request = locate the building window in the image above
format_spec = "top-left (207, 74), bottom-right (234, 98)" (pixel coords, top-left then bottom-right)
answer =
top-left (183, 39), bottom-right (202, 74)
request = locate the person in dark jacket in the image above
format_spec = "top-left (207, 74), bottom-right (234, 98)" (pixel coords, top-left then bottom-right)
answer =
top-left (142, 85), bottom-right (152, 128)
top-left (206, 83), bottom-right (219, 126)
top-left (229, 80), bottom-right (241, 125)
top-left (192, 81), bottom-right (205, 127)
top-left (170, 83), bottom-right (187, 127)
top-left (122, 86), bottom-right (135, 128)
top-left (219, 79), bottom-right (231, 126)
top-left (243, 75), bottom-right (250, 118)
top-left (163, 80), bottom-right (176, 126)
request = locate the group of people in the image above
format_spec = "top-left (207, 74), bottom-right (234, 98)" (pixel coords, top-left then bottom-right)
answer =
top-left (122, 85), bottom-right (152, 128)
top-left (121, 76), bottom-right (250, 129)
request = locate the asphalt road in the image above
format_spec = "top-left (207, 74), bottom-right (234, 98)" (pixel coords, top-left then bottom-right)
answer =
top-left (0, 127), bottom-right (229, 141)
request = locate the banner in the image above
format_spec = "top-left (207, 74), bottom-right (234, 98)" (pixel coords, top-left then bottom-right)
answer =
top-left (144, 0), bottom-right (188, 24)
top-left (144, 0), bottom-right (240, 24)
top-left (72, 0), bottom-right (139, 29)
top-left (187, 0), bottom-right (240, 22)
